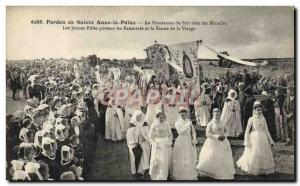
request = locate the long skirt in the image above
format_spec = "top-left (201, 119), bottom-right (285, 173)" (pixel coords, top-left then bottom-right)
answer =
top-left (172, 135), bottom-right (197, 180)
top-left (128, 142), bottom-right (151, 174)
top-left (197, 138), bottom-right (235, 179)
top-left (145, 104), bottom-right (159, 127)
top-left (274, 107), bottom-right (283, 140)
top-left (237, 131), bottom-right (275, 175)
top-left (195, 106), bottom-right (211, 127)
top-left (149, 137), bottom-right (172, 180)
top-left (105, 109), bottom-right (124, 141)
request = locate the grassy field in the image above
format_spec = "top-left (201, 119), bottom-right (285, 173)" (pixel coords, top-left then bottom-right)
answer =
top-left (6, 88), bottom-right (295, 181)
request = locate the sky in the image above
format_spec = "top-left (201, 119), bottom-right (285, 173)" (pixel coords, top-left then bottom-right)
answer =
top-left (6, 6), bottom-right (294, 60)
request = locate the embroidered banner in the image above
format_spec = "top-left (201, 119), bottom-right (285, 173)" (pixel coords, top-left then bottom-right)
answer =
top-left (164, 41), bottom-right (200, 86)
top-left (145, 43), bottom-right (170, 82)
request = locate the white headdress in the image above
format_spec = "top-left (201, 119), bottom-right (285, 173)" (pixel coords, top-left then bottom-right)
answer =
top-left (24, 162), bottom-right (43, 180)
top-left (261, 91), bottom-right (268, 96)
top-left (55, 124), bottom-right (66, 141)
top-left (19, 128), bottom-right (29, 142)
top-left (34, 131), bottom-right (44, 148)
top-left (129, 110), bottom-right (145, 127)
top-left (11, 160), bottom-right (24, 171)
top-left (41, 137), bottom-right (55, 158)
top-left (61, 145), bottom-right (73, 165)
top-left (227, 89), bottom-right (237, 101)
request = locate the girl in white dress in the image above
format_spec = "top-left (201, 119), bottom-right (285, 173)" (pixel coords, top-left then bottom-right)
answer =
top-left (163, 88), bottom-right (180, 142)
top-left (237, 101), bottom-right (275, 175)
top-left (126, 110), bottom-right (151, 177)
top-left (149, 110), bottom-right (173, 180)
top-left (172, 107), bottom-right (197, 180)
top-left (221, 89), bottom-right (243, 137)
top-left (197, 108), bottom-right (235, 180)
top-left (145, 86), bottom-right (161, 127)
top-left (124, 87), bottom-right (141, 133)
top-left (194, 89), bottom-right (212, 127)
top-left (105, 99), bottom-right (125, 141)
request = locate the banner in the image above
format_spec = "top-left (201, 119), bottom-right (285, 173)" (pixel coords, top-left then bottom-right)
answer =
top-left (164, 41), bottom-right (200, 86)
top-left (145, 43), bottom-right (170, 81)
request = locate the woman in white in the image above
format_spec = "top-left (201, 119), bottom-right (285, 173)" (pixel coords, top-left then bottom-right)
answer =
top-left (221, 89), bottom-right (243, 137)
top-left (194, 88), bottom-right (212, 127)
top-left (172, 107), bottom-right (197, 180)
top-left (126, 110), bottom-right (151, 177)
top-left (105, 99), bottom-right (125, 141)
top-left (124, 86), bottom-right (141, 134)
top-left (197, 108), bottom-right (235, 180)
top-left (149, 110), bottom-right (173, 180)
top-left (145, 85), bottom-right (161, 127)
top-left (164, 88), bottom-right (180, 129)
top-left (237, 101), bottom-right (275, 175)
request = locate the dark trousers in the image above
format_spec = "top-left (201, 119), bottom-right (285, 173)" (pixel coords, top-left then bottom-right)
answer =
top-left (284, 119), bottom-right (294, 143)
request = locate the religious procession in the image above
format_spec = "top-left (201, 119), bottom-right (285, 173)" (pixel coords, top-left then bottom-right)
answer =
top-left (6, 40), bottom-right (295, 181)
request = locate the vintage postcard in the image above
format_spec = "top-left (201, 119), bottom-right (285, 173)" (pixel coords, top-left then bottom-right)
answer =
top-left (6, 6), bottom-right (295, 181)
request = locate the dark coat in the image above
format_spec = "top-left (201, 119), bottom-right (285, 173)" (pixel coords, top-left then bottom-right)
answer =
top-left (261, 97), bottom-right (277, 140)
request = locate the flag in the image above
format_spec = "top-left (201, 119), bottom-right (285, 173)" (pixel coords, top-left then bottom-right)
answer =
top-left (145, 43), bottom-right (170, 81)
top-left (164, 41), bottom-right (200, 86)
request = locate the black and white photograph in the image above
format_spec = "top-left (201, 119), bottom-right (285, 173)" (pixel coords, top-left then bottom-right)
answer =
top-left (5, 6), bottom-right (295, 181)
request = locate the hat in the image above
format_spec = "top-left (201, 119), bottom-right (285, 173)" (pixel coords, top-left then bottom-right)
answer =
top-left (213, 108), bottom-right (220, 113)
top-left (24, 162), bottom-right (40, 174)
top-left (60, 171), bottom-right (75, 180)
top-left (155, 109), bottom-right (165, 118)
top-left (52, 97), bottom-right (62, 107)
top-left (24, 105), bottom-right (34, 117)
top-left (238, 82), bottom-right (244, 87)
top-left (42, 137), bottom-right (55, 147)
top-left (59, 105), bottom-right (69, 118)
top-left (261, 91), bottom-right (268, 96)
top-left (22, 118), bottom-right (32, 128)
top-left (227, 89), bottom-right (237, 100)
top-left (93, 84), bottom-right (99, 89)
top-left (178, 106), bottom-right (188, 113)
top-left (42, 121), bottom-right (54, 130)
top-left (34, 131), bottom-right (44, 148)
top-left (27, 74), bottom-right (39, 83)
top-left (77, 101), bottom-right (87, 112)
top-left (253, 101), bottom-right (262, 109)
top-left (77, 88), bottom-right (84, 94)
top-left (19, 128), bottom-right (29, 142)
top-left (55, 117), bottom-right (63, 125)
top-left (61, 145), bottom-right (73, 165)
top-left (11, 160), bottom-right (24, 171)
top-left (71, 116), bottom-right (81, 125)
top-left (55, 124), bottom-right (66, 141)
top-left (24, 162), bottom-right (43, 180)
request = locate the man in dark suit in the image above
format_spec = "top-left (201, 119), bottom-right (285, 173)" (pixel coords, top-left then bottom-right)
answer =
top-left (283, 87), bottom-right (295, 146)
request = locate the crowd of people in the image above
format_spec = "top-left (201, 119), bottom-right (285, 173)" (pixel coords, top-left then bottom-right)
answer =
top-left (6, 59), bottom-right (294, 181)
